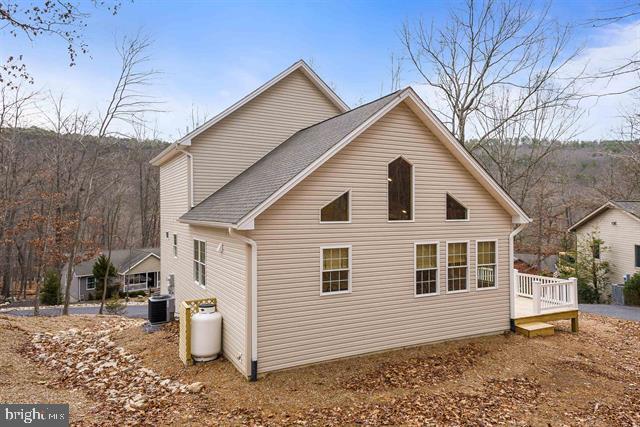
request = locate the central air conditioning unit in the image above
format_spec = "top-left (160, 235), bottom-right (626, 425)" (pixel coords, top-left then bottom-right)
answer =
top-left (148, 294), bottom-right (175, 324)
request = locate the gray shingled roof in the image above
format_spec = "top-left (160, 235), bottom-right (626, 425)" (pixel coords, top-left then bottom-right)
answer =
top-left (181, 90), bottom-right (402, 225)
top-left (73, 248), bottom-right (160, 276)
top-left (613, 200), bottom-right (640, 219)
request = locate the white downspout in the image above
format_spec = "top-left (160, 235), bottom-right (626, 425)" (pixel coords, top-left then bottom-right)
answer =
top-left (509, 223), bottom-right (527, 320)
top-left (176, 147), bottom-right (194, 208)
top-left (228, 228), bottom-right (258, 381)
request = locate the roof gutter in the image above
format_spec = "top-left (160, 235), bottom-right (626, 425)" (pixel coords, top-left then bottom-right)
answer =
top-left (509, 223), bottom-right (528, 320)
top-left (228, 228), bottom-right (258, 381)
top-left (178, 218), bottom-right (238, 229)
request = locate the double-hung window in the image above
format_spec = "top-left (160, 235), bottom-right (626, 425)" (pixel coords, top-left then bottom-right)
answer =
top-left (476, 240), bottom-right (497, 289)
top-left (415, 242), bottom-right (438, 296)
top-left (194, 239), bottom-right (206, 287)
top-left (321, 246), bottom-right (351, 294)
top-left (173, 234), bottom-right (178, 257)
top-left (86, 276), bottom-right (96, 290)
top-left (447, 241), bottom-right (468, 292)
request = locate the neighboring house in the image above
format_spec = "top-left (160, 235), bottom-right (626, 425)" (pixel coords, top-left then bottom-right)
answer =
top-left (62, 248), bottom-right (160, 302)
top-left (152, 60), bottom-right (557, 380)
top-left (569, 200), bottom-right (640, 284)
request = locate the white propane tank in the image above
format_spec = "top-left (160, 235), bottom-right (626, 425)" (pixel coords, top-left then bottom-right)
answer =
top-left (190, 303), bottom-right (222, 362)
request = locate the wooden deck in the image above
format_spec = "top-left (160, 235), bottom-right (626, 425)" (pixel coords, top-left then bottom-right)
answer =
top-left (513, 295), bottom-right (579, 332)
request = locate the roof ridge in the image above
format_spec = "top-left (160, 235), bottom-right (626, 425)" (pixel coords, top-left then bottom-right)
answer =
top-left (290, 90), bottom-right (402, 135)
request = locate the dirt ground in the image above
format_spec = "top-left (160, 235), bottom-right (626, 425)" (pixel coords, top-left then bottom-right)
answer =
top-left (1, 313), bottom-right (639, 426)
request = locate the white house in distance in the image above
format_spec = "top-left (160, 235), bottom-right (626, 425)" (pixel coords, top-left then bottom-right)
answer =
top-left (152, 60), bottom-right (579, 380)
top-left (569, 200), bottom-right (640, 284)
top-left (63, 248), bottom-right (160, 301)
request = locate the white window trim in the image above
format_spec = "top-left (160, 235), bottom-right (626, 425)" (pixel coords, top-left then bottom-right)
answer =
top-left (319, 244), bottom-right (352, 296)
top-left (387, 155), bottom-right (415, 223)
top-left (445, 240), bottom-right (470, 294)
top-left (476, 239), bottom-right (498, 291)
top-left (193, 237), bottom-right (207, 288)
top-left (319, 189), bottom-right (352, 224)
top-left (173, 233), bottom-right (178, 258)
top-left (414, 241), bottom-right (440, 298)
top-left (86, 276), bottom-right (96, 291)
top-left (445, 193), bottom-right (470, 222)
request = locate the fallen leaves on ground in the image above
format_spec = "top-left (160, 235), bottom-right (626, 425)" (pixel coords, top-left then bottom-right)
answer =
top-left (341, 343), bottom-right (489, 392)
top-left (21, 318), bottom-right (204, 426)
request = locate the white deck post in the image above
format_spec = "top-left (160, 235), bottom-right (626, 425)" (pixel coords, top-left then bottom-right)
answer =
top-left (510, 268), bottom-right (518, 318)
top-left (532, 280), bottom-right (541, 314)
top-left (570, 277), bottom-right (578, 308)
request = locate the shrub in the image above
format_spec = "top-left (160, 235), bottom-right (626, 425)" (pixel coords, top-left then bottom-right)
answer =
top-left (93, 255), bottom-right (118, 299)
top-left (578, 278), bottom-right (598, 304)
top-left (624, 273), bottom-right (640, 306)
top-left (105, 295), bottom-right (127, 315)
top-left (40, 270), bottom-right (61, 305)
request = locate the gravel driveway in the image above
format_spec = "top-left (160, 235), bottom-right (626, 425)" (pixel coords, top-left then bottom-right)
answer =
top-left (3, 304), bottom-right (147, 319)
top-left (579, 304), bottom-right (640, 322)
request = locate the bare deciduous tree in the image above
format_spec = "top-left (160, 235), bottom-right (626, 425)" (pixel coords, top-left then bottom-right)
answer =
top-left (401, 0), bottom-right (583, 146)
top-left (0, 1), bottom-right (123, 87)
top-left (62, 33), bottom-right (161, 315)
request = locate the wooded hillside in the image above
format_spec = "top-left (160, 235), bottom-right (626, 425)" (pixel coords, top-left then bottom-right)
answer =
top-left (0, 125), bottom-right (166, 298)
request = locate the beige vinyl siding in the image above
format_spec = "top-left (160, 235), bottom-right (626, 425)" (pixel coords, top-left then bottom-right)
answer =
top-left (189, 69), bottom-right (343, 204)
top-left (160, 154), bottom-right (189, 298)
top-left (249, 102), bottom-right (513, 373)
top-left (159, 154), bottom-right (249, 375)
top-left (576, 208), bottom-right (640, 284)
top-left (126, 255), bottom-right (160, 275)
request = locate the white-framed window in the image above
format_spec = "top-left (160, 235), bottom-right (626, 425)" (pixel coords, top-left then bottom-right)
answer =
top-left (446, 193), bottom-right (469, 221)
top-left (415, 242), bottom-right (439, 296)
top-left (446, 241), bottom-right (469, 293)
top-left (388, 156), bottom-right (414, 221)
top-left (173, 234), bottom-right (178, 257)
top-left (193, 239), bottom-right (206, 287)
top-left (320, 245), bottom-right (351, 295)
top-left (165, 231), bottom-right (169, 239)
top-left (86, 276), bottom-right (96, 290)
top-left (476, 240), bottom-right (498, 289)
top-left (320, 190), bottom-right (351, 223)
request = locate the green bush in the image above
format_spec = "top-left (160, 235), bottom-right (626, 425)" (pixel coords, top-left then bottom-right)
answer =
top-left (119, 290), bottom-right (146, 298)
top-left (624, 273), bottom-right (640, 306)
top-left (40, 270), bottom-right (61, 305)
top-left (578, 278), bottom-right (598, 304)
top-left (92, 255), bottom-right (118, 299)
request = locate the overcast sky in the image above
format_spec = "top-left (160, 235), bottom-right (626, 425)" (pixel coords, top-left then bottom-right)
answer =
top-left (2, 0), bottom-right (638, 141)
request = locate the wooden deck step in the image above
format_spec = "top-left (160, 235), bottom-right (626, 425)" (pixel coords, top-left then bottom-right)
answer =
top-left (515, 322), bottom-right (555, 338)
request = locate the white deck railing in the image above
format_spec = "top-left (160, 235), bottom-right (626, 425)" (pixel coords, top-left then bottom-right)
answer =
top-left (515, 271), bottom-right (578, 315)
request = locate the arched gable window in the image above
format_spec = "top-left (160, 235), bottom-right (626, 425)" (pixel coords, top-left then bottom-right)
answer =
top-left (446, 194), bottom-right (468, 220)
top-left (320, 191), bottom-right (350, 223)
top-left (388, 157), bottom-right (413, 221)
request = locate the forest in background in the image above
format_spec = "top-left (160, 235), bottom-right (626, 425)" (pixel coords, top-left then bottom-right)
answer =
top-left (0, 122), bottom-right (165, 299)
top-left (0, 0), bottom-right (638, 311)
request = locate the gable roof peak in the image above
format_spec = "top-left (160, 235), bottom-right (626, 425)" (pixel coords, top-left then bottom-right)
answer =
top-left (568, 200), bottom-right (640, 231)
top-left (180, 88), bottom-right (531, 228)
top-left (150, 59), bottom-right (349, 166)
